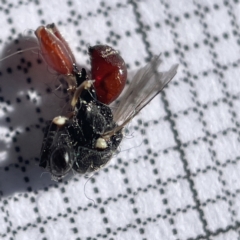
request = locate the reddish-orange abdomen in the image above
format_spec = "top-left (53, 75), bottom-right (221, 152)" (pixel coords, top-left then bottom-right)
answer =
top-left (35, 24), bottom-right (75, 75)
top-left (89, 45), bottom-right (127, 105)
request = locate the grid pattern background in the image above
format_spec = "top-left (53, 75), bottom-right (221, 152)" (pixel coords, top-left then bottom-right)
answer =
top-left (0, 0), bottom-right (240, 239)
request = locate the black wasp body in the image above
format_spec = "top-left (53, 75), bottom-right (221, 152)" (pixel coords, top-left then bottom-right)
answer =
top-left (40, 69), bottom-right (123, 180)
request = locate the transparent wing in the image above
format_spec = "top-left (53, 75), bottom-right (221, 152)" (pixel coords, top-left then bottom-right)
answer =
top-left (104, 56), bottom-right (178, 137)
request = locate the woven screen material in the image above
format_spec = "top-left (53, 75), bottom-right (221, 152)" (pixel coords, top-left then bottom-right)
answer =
top-left (0, 1), bottom-right (240, 239)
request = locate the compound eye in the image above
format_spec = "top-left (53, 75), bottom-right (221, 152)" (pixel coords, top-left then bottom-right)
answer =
top-left (50, 146), bottom-right (73, 178)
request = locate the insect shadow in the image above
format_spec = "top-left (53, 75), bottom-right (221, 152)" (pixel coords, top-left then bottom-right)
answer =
top-left (0, 35), bottom-right (79, 197)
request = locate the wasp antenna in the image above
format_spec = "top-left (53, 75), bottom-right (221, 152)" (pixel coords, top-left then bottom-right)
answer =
top-left (84, 171), bottom-right (98, 205)
top-left (0, 46), bottom-right (39, 62)
top-left (40, 171), bottom-right (51, 179)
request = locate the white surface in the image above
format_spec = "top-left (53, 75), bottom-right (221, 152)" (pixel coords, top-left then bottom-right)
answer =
top-left (0, 1), bottom-right (240, 239)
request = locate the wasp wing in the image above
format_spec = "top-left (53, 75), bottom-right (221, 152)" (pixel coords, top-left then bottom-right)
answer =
top-left (107, 56), bottom-right (178, 135)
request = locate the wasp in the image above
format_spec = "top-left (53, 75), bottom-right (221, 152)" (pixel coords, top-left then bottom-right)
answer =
top-left (34, 23), bottom-right (178, 180)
